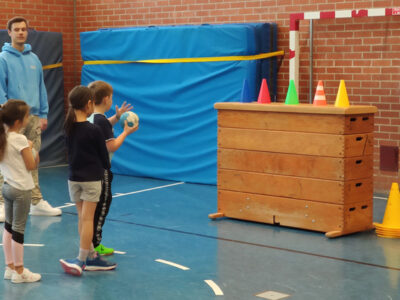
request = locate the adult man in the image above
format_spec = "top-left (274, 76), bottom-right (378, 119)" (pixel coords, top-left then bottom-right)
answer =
top-left (0, 16), bottom-right (62, 220)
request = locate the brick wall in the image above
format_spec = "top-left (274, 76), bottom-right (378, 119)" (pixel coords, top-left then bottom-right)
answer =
top-left (2, 0), bottom-right (399, 193)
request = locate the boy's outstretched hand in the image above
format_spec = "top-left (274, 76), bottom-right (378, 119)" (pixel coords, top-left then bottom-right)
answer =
top-left (115, 101), bottom-right (133, 120)
top-left (123, 120), bottom-right (139, 135)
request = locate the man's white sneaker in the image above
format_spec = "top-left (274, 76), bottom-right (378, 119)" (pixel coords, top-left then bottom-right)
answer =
top-left (0, 203), bottom-right (5, 222)
top-left (30, 199), bottom-right (62, 216)
top-left (4, 266), bottom-right (14, 280)
top-left (11, 268), bottom-right (41, 283)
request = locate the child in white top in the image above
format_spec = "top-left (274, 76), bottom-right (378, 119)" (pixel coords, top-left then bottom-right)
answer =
top-left (0, 99), bottom-right (40, 283)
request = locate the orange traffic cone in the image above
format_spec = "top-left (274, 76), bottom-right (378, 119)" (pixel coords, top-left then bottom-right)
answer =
top-left (257, 79), bottom-right (271, 104)
top-left (374, 182), bottom-right (400, 238)
top-left (313, 80), bottom-right (327, 106)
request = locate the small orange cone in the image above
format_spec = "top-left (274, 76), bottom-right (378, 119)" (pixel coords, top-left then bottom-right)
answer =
top-left (334, 80), bottom-right (350, 107)
top-left (313, 80), bottom-right (327, 106)
top-left (374, 182), bottom-right (400, 238)
top-left (257, 79), bottom-right (271, 104)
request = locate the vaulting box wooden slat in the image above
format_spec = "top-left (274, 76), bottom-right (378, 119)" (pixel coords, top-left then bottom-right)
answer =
top-left (218, 110), bottom-right (374, 134)
top-left (217, 190), bottom-right (373, 234)
top-left (218, 169), bottom-right (373, 205)
top-left (218, 128), bottom-right (373, 157)
top-left (218, 149), bottom-right (373, 180)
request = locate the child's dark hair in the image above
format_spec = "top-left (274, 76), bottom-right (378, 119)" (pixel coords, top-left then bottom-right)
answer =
top-left (88, 80), bottom-right (113, 105)
top-left (64, 85), bottom-right (93, 136)
top-left (0, 100), bottom-right (30, 161)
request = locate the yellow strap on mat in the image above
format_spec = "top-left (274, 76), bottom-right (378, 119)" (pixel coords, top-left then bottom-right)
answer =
top-left (84, 50), bottom-right (284, 65)
top-left (42, 62), bottom-right (63, 70)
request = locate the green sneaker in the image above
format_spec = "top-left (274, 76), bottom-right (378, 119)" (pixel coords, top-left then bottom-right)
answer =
top-left (94, 244), bottom-right (114, 256)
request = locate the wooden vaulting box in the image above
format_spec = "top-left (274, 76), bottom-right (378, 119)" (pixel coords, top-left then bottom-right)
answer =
top-left (209, 102), bottom-right (377, 238)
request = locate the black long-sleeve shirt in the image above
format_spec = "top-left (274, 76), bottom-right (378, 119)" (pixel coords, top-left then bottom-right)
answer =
top-left (66, 121), bottom-right (110, 182)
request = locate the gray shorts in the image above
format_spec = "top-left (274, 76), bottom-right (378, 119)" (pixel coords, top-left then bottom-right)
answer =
top-left (68, 180), bottom-right (101, 203)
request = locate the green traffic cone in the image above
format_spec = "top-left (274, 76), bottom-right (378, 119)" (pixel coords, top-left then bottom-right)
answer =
top-left (285, 79), bottom-right (299, 105)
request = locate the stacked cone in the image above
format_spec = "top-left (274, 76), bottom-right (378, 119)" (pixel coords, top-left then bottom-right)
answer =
top-left (374, 182), bottom-right (400, 238)
top-left (257, 78), bottom-right (271, 103)
top-left (313, 80), bottom-right (327, 106)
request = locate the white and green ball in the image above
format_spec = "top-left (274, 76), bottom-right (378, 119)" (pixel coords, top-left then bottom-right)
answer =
top-left (119, 111), bottom-right (139, 128)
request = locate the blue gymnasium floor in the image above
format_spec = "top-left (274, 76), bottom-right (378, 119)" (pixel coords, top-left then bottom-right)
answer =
top-left (0, 166), bottom-right (399, 300)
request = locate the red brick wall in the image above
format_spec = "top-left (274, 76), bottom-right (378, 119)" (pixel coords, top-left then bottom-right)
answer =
top-left (2, 0), bottom-right (400, 193)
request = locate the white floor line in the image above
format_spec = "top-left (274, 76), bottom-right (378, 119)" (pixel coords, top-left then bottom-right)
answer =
top-left (55, 203), bottom-right (76, 209)
top-left (204, 280), bottom-right (224, 296)
top-left (374, 196), bottom-right (388, 200)
top-left (113, 182), bottom-right (185, 198)
top-left (155, 259), bottom-right (190, 270)
top-left (40, 164), bottom-right (68, 169)
top-left (114, 251), bottom-right (126, 255)
top-left (0, 243), bottom-right (44, 247)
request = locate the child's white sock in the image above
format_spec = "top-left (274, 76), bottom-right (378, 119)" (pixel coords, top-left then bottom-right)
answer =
top-left (78, 248), bottom-right (89, 262)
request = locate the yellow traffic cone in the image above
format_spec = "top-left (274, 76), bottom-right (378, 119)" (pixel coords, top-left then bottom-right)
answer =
top-left (374, 183), bottom-right (400, 237)
top-left (334, 80), bottom-right (350, 107)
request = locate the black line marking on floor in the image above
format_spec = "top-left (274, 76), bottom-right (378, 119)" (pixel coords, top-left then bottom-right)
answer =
top-left (63, 211), bottom-right (400, 272)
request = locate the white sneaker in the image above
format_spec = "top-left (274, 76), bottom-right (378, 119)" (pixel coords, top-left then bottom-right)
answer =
top-left (11, 268), bottom-right (41, 283)
top-left (4, 267), bottom-right (14, 280)
top-left (30, 199), bottom-right (62, 216)
top-left (0, 203), bottom-right (5, 222)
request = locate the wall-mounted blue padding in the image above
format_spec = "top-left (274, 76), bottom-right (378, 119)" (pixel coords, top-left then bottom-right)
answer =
top-left (81, 24), bottom-right (257, 60)
top-left (80, 23), bottom-right (278, 184)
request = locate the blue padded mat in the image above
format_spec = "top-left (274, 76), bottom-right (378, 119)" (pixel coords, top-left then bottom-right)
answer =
top-left (80, 23), bottom-right (278, 184)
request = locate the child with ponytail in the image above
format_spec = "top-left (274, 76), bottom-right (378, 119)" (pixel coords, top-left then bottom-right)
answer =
top-left (0, 99), bottom-right (41, 283)
top-left (59, 86), bottom-right (116, 276)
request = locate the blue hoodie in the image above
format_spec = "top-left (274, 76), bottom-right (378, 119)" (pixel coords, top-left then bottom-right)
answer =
top-left (0, 43), bottom-right (48, 119)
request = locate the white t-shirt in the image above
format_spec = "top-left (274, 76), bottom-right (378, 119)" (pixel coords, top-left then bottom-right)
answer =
top-left (0, 131), bottom-right (34, 191)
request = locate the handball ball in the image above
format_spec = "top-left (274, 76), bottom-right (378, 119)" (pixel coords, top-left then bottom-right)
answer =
top-left (119, 111), bottom-right (139, 128)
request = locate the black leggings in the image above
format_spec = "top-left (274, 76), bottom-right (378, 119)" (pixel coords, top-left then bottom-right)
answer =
top-left (93, 169), bottom-right (113, 248)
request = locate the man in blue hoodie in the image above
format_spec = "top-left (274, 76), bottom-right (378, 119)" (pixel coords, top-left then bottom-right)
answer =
top-left (0, 17), bottom-right (62, 220)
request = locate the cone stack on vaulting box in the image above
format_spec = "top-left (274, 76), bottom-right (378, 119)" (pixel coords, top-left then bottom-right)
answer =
top-left (209, 94), bottom-right (377, 238)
